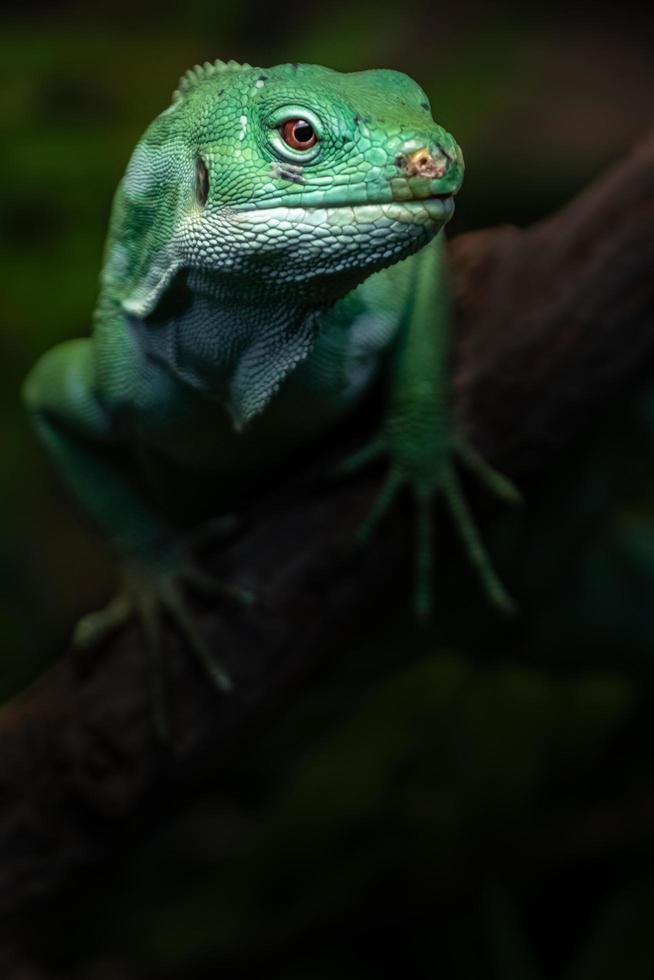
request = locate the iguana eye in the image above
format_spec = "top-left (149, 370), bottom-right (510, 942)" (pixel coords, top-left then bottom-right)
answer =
top-left (196, 158), bottom-right (209, 206)
top-left (279, 119), bottom-right (317, 150)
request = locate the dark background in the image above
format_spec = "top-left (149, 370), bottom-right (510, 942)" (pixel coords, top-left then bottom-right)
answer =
top-left (2, 2), bottom-right (654, 977)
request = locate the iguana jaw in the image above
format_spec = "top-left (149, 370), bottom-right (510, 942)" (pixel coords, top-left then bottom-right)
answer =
top-left (231, 174), bottom-right (460, 217)
top-left (288, 192), bottom-right (454, 215)
top-left (325, 196), bottom-right (455, 226)
top-left (232, 194), bottom-right (454, 228)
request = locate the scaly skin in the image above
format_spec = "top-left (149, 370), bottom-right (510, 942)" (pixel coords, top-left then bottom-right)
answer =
top-left (23, 60), bottom-right (518, 731)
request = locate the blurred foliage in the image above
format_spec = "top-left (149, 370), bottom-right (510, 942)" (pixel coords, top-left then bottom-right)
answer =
top-left (3, 1), bottom-right (654, 977)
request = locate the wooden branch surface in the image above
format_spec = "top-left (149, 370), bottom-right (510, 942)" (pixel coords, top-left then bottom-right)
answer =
top-left (1, 133), bottom-right (653, 928)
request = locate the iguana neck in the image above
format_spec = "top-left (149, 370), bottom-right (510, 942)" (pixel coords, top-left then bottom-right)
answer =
top-left (130, 267), bottom-right (326, 429)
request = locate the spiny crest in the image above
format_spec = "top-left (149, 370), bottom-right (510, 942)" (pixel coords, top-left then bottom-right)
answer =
top-left (172, 59), bottom-right (253, 103)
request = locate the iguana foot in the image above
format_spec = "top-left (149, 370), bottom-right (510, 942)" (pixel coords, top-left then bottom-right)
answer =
top-left (184, 513), bottom-right (243, 550)
top-left (335, 432), bottom-right (520, 621)
top-left (73, 545), bottom-right (254, 741)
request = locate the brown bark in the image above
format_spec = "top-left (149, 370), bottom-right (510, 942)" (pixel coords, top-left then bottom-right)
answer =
top-left (1, 132), bottom-right (653, 930)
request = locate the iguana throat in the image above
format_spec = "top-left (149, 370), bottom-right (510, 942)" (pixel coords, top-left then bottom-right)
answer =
top-left (133, 268), bottom-right (328, 428)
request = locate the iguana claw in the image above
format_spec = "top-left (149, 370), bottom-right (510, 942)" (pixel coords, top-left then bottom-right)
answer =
top-left (336, 432), bottom-right (520, 621)
top-left (73, 546), bottom-right (253, 742)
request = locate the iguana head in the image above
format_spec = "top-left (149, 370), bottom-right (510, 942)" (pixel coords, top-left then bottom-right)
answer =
top-left (117, 61), bottom-right (464, 317)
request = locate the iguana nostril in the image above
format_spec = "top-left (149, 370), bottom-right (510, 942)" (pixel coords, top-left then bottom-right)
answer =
top-left (404, 147), bottom-right (448, 179)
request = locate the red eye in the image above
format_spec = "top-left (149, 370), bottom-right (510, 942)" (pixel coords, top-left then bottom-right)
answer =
top-left (279, 119), bottom-right (317, 150)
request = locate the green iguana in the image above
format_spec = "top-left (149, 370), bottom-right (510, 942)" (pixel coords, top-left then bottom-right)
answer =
top-left (23, 60), bottom-right (519, 730)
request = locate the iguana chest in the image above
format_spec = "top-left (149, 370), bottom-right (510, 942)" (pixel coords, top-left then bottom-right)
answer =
top-left (119, 294), bottom-right (401, 478)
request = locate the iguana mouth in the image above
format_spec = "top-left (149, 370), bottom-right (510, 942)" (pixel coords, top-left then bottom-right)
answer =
top-left (347, 193), bottom-right (455, 214)
top-left (281, 190), bottom-right (455, 210)
top-left (233, 194), bottom-right (455, 227)
top-left (338, 194), bottom-right (454, 208)
top-left (309, 192), bottom-right (454, 208)
top-left (306, 194), bottom-right (456, 225)
top-left (234, 181), bottom-right (458, 215)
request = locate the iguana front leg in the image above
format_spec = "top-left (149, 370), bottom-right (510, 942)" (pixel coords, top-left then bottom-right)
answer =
top-left (23, 338), bottom-right (245, 737)
top-left (337, 233), bottom-right (521, 619)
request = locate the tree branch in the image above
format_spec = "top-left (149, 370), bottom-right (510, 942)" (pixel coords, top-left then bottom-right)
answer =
top-left (1, 132), bottom-right (653, 927)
